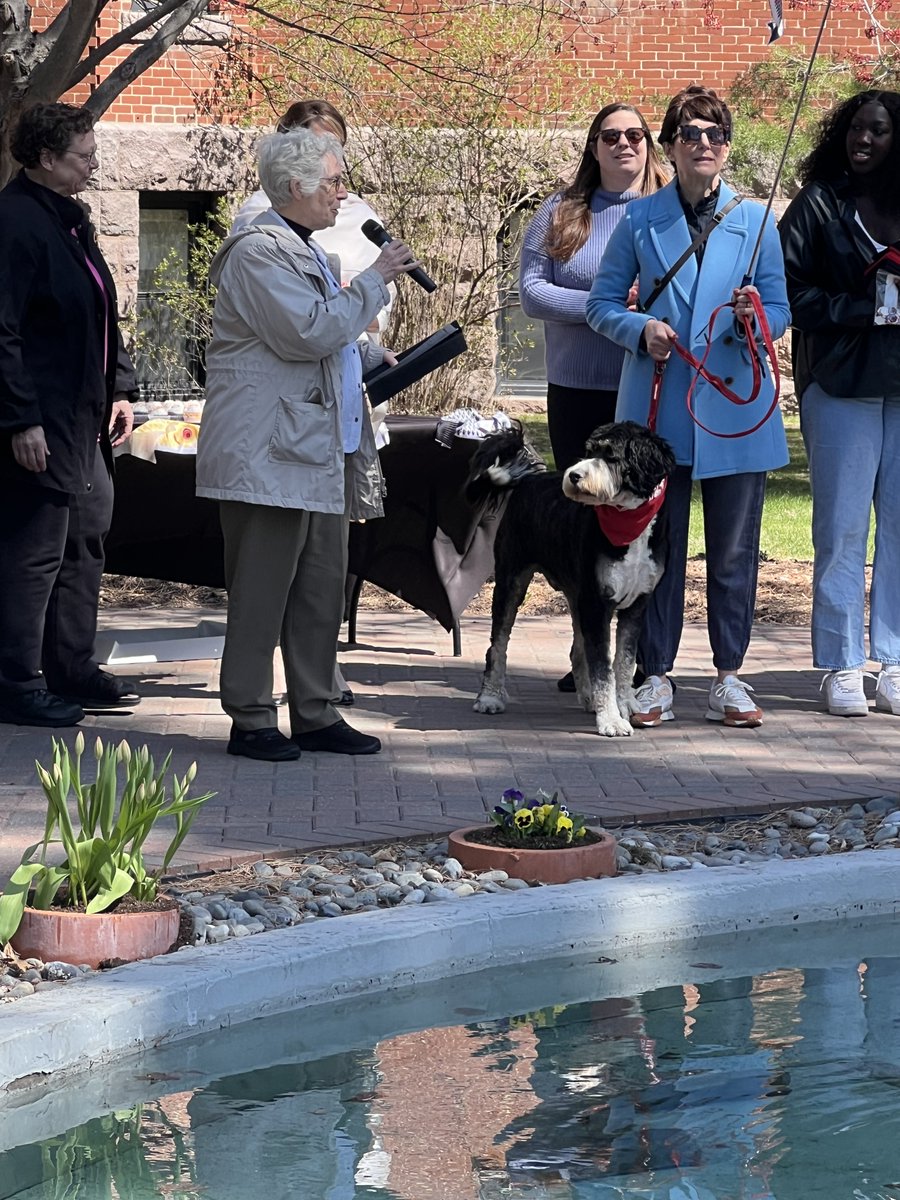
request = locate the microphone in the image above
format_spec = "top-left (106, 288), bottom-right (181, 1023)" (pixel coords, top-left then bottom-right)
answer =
top-left (361, 219), bottom-right (437, 293)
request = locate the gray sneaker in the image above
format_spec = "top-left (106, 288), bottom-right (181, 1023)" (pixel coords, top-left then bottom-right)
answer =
top-left (628, 675), bottom-right (674, 727)
top-left (875, 666), bottom-right (900, 715)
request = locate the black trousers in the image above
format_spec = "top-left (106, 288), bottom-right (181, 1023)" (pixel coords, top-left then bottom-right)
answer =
top-left (546, 382), bottom-right (619, 473)
top-left (0, 447), bottom-right (113, 695)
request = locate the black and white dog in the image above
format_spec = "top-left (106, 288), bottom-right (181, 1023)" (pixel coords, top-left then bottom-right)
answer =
top-left (467, 421), bottom-right (676, 737)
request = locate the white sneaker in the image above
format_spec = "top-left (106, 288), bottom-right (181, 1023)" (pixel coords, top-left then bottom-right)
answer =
top-left (628, 675), bottom-right (674, 727)
top-left (875, 666), bottom-right (900, 715)
top-left (821, 669), bottom-right (872, 717)
top-left (706, 675), bottom-right (763, 727)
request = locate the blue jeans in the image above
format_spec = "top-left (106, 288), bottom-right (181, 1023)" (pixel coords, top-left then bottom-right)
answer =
top-left (639, 466), bottom-right (767, 677)
top-left (801, 383), bottom-right (900, 670)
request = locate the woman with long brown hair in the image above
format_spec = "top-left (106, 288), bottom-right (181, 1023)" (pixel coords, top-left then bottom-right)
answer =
top-left (520, 103), bottom-right (668, 474)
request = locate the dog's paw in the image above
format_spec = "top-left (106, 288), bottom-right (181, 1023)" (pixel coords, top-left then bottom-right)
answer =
top-left (473, 691), bottom-right (507, 715)
top-left (595, 714), bottom-right (633, 737)
top-left (578, 692), bottom-right (596, 713)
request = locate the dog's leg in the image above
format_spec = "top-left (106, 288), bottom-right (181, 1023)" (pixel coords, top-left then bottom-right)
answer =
top-left (577, 597), bottom-right (632, 737)
top-left (564, 596), bottom-right (590, 705)
top-left (614, 601), bottom-right (646, 721)
top-left (473, 566), bottom-right (532, 715)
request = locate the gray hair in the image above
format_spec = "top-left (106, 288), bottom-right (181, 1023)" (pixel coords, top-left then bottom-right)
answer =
top-left (257, 129), bottom-right (344, 208)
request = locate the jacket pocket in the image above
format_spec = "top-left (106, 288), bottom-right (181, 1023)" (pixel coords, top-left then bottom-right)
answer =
top-left (268, 390), bottom-right (333, 466)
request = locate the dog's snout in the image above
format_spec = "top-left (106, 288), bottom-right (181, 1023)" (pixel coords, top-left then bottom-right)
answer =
top-left (567, 470), bottom-right (582, 486)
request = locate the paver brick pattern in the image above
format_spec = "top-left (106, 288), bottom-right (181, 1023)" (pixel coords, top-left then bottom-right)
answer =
top-left (0, 608), bottom-right (895, 887)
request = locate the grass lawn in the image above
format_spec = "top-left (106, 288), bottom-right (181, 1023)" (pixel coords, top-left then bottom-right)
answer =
top-left (518, 413), bottom-right (875, 562)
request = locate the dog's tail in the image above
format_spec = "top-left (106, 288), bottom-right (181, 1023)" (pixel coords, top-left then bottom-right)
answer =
top-left (465, 426), bottom-right (548, 507)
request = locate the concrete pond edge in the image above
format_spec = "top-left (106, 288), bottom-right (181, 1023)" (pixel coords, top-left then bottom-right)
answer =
top-left (2, 850), bottom-right (899, 1119)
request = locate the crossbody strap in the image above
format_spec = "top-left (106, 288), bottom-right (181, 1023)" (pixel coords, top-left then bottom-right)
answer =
top-left (638, 195), bottom-right (743, 314)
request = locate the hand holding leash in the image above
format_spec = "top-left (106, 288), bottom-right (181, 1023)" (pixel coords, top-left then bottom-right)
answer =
top-left (643, 319), bottom-right (679, 362)
top-left (732, 284), bottom-right (759, 327)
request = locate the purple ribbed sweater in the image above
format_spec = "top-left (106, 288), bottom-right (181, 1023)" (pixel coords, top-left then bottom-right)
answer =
top-left (519, 187), bottom-right (639, 390)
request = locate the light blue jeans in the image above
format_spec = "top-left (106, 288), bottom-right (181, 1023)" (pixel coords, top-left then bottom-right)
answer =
top-left (801, 383), bottom-right (900, 670)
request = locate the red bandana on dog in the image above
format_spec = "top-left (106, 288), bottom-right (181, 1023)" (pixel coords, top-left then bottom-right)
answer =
top-left (595, 479), bottom-right (667, 547)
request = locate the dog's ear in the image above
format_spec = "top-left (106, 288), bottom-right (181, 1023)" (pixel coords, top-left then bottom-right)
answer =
top-left (622, 429), bottom-right (677, 497)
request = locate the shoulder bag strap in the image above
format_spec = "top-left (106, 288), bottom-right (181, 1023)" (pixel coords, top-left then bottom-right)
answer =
top-left (638, 195), bottom-right (743, 314)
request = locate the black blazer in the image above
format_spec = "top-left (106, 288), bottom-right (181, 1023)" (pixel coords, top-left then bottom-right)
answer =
top-left (0, 171), bottom-right (135, 493)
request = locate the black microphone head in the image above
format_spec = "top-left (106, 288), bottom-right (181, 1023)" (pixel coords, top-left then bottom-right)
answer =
top-left (361, 219), bottom-right (391, 247)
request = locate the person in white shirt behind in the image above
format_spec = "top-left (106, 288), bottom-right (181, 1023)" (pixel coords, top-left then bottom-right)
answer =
top-left (232, 99), bottom-right (394, 341)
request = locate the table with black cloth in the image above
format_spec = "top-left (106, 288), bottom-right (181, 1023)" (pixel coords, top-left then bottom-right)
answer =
top-left (105, 415), bottom-right (504, 654)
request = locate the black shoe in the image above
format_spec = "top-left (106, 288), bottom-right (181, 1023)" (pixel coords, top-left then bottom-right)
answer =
top-left (293, 718), bottom-right (381, 755)
top-left (0, 688), bottom-right (84, 727)
top-left (335, 689), bottom-right (355, 707)
top-left (557, 671), bottom-right (577, 693)
top-left (58, 670), bottom-right (141, 710)
top-left (227, 726), bottom-right (301, 761)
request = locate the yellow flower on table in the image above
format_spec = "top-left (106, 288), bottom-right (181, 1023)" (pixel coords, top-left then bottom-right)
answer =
top-left (514, 807), bottom-right (535, 831)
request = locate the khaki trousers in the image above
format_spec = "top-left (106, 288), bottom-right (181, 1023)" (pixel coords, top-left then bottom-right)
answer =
top-left (219, 500), bottom-right (347, 733)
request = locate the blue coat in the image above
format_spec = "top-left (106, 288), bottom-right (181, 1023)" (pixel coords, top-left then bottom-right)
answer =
top-left (585, 180), bottom-right (790, 479)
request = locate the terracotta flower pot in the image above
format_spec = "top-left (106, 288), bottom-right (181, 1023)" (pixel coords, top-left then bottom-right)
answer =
top-left (448, 826), bottom-right (617, 885)
top-left (11, 902), bottom-right (180, 969)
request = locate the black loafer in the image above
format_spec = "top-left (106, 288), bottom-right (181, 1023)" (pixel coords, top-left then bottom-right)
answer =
top-left (59, 671), bottom-right (141, 710)
top-left (557, 671), bottom-right (577, 693)
top-left (0, 688), bottom-right (84, 727)
top-left (293, 718), bottom-right (381, 756)
top-left (227, 726), bottom-right (301, 761)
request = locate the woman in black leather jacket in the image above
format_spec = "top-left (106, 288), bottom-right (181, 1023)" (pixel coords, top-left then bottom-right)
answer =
top-left (779, 90), bottom-right (900, 719)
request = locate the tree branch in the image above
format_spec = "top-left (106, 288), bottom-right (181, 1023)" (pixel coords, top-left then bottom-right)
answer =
top-left (66, 0), bottom-right (199, 91)
top-left (28, 0), bottom-right (107, 102)
top-left (82, 0), bottom-right (211, 115)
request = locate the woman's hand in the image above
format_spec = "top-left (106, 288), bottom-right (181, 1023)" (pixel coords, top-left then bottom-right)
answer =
top-left (12, 426), bottom-right (49, 473)
top-left (381, 349), bottom-right (399, 367)
top-left (372, 240), bottom-right (425, 285)
top-left (732, 284), bottom-right (759, 325)
top-left (642, 319), bottom-right (678, 362)
top-left (109, 395), bottom-right (134, 447)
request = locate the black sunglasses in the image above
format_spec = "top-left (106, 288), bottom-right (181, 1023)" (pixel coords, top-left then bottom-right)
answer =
top-left (595, 127), bottom-right (647, 148)
top-left (677, 124), bottom-right (730, 146)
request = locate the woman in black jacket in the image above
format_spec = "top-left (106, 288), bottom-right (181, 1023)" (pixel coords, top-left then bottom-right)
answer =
top-left (779, 90), bottom-right (900, 718)
top-left (0, 104), bottom-right (139, 727)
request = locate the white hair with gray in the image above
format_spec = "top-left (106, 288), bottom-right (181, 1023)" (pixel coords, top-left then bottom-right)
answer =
top-left (257, 129), bottom-right (344, 208)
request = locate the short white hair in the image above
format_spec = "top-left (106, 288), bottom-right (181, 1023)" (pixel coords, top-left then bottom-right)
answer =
top-left (257, 129), bottom-right (343, 208)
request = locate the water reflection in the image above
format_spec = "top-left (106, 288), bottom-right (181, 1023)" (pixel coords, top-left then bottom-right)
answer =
top-left (6, 953), bottom-right (900, 1199)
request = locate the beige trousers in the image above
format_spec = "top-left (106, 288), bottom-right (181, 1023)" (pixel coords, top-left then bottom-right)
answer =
top-left (219, 500), bottom-right (347, 734)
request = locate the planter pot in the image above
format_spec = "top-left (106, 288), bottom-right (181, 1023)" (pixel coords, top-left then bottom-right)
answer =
top-left (11, 902), bottom-right (180, 969)
top-left (448, 826), bottom-right (617, 885)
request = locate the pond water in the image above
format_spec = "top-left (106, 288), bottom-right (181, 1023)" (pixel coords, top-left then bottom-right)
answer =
top-left (5, 914), bottom-right (900, 1199)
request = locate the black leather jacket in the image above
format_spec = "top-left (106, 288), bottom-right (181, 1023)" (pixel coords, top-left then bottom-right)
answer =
top-left (779, 176), bottom-right (900, 399)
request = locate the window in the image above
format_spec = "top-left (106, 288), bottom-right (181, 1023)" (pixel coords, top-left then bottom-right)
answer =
top-left (495, 207), bottom-right (547, 396)
top-left (135, 192), bottom-right (221, 395)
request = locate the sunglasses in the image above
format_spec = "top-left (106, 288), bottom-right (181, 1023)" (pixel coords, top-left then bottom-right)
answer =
top-left (677, 124), bottom-right (730, 146)
top-left (595, 127), bottom-right (647, 148)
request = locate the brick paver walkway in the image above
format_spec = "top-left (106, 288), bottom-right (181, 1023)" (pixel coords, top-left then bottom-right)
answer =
top-left (0, 607), bottom-right (896, 885)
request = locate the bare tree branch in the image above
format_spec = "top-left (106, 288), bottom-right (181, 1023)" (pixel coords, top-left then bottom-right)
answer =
top-left (66, 0), bottom-right (203, 91)
top-left (83, 0), bottom-right (212, 115)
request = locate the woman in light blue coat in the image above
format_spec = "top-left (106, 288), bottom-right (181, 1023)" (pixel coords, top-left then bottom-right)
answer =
top-left (587, 85), bottom-right (790, 729)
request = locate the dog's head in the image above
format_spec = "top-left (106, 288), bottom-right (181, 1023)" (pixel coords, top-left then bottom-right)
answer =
top-left (562, 421), bottom-right (676, 508)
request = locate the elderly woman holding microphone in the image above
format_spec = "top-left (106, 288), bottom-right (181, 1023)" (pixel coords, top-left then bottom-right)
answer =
top-left (196, 129), bottom-right (419, 761)
top-left (587, 85), bottom-right (790, 730)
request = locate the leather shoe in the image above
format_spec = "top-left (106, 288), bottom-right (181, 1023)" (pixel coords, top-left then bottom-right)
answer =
top-left (293, 718), bottom-right (381, 755)
top-left (58, 670), bottom-right (141, 710)
top-left (557, 671), bottom-right (576, 693)
top-left (227, 726), bottom-right (301, 761)
top-left (0, 688), bottom-right (83, 727)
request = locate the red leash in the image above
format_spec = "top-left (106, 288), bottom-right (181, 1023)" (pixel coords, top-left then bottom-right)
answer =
top-left (648, 291), bottom-right (781, 438)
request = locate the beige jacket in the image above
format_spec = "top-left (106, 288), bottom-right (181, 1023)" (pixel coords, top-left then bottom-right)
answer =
top-left (196, 215), bottom-right (388, 519)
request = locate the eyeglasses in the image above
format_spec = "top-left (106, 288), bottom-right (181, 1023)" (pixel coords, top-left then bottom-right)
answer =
top-left (65, 148), bottom-right (98, 165)
top-left (595, 128), bottom-right (647, 148)
top-left (319, 173), bottom-right (346, 194)
top-left (677, 124), bottom-right (730, 147)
